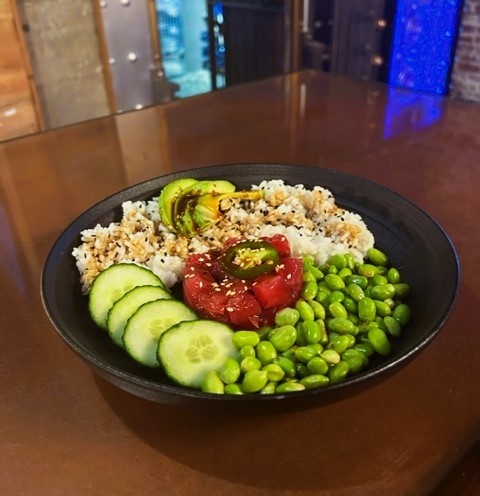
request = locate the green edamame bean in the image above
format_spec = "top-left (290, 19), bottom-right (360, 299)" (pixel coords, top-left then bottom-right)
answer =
top-left (315, 290), bottom-right (330, 305)
top-left (306, 343), bottom-right (323, 354)
top-left (232, 330), bottom-right (261, 349)
top-left (224, 384), bottom-right (243, 395)
top-left (329, 329), bottom-right (341, 340)
top-left (328, 360), bottom-right (350, 384)
top-left (256, 326), bottom-right (273, 341)
top-left (370, 283), bottom-right (396, 301)
top-left (295, 346), bottom-right (317, 364)
top-left (320, 349), bottom-right (341, 365)
top-left (268, 327), bottom-right (279, 340)
top-left (394, 283), bottom-right (411, 299)
top-left (393, 303), bottom-right (411, 327)
top-left (260, 381), bottom-right (277, 395)
top-left (276, 382), bottom-right (306, 393)
top-left (343, 356), bottom-right (364, 374)
top-left (357, 263), bottom-right (378, 278)
top-left (270, 325), bottom-right (297, 352)
top-left (281, 345), bottom-right (298, 361)
top-left (327, 253), bottom-right (348, 270)
top-left (262, 363), bottom-right (285, 382)
top-left (328, 301), bottom-right (348, 319)
top-left (302, 280), bottom-right (318, 300)
top-left (239, 345), bottom-right (256, 360)
top-left (344, 333), bottom-right (356, 348)
top-left (306, 356), bottom-right (329, 375)
top-left (201, 370), bottom-right (224, 394)
top-left (240, 356), bottom-right (262, 373)
top-left (344, 253), bottom-right (355, 270)
top-left (338, 267), bottom-right (353, 280)
top-left (367, 248), bottom-right (389, 266)
top-left (371, 274), bottom-right (388, 286)
top-left (300, 374), bottom-right (330, 389)
top-left (329, 290), bottom-right (345, 303)
top-left (358, 297), bottom-right (376, 321)
top-left (347, 283), bottom-right (365, 302)
top-left (302, 271), bottom-right (317, 283)
top-left (295, 362), bottom-right (310, 378)
top-left (327, 265), bottom-right (338, 274)
top-left (315, 319), bottom-right (329, 345)
top-left (303, 255), bottom-right (316, 265)
top-left (353, 342), bottom-right (375, 357)
top-left (356, 322), bottom-right (371, 334)
top-left (308, 300), bottom-right (326, 320)
top-left (346, 275), bottom-right (368, 289)
top-left (384, 316), bottom-right (402, 337)
top-left (368, 327), bottom-right (392, 356)
top-left (242, 370), bottom-right (268, 393)
top-left (295, 322), bottom-right (307, 346)
top-left (374, 299), bottom-right (392, 317)
top-left (325, 273), bottom-right (346, 291)
top-left (256, 341), bottom-right (277, 365)
top-left (317, 281), bottom-right (332, 294)
top-left (343, 297), bottom-right (358, 314)
top-left (274, 356), bottom-right (296, 378)
top-left (295, 299), bottom-right (315, 321)
top-left (304, 320), bottom-right (321, 344)
top-left (327, 317), bottom-right (358, 335)
top-left (328, 335), bottom-right (351, 354)
top-left (384, 297), bottom-right (395, 309)
top-left (376, 265), bottom-right (387, 276)
top-left (347, 313), bottom-right (360, 325)
top-left (387, 267), bottom-right (401, 284)
top-left (219, 358), bottom-right (241, 384)
top-left (357, 333), bottom-right (371, 344)
top-left (304, 264), bottom-right (324, 280)
top-left (342, 348), bottom-right (369, 367)
top-left (275, 307), bottom-right (300, 326)
top-left (374, 316), bottom-right (387, 330)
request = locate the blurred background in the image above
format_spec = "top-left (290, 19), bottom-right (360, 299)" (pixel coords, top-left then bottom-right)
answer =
top-left (1, 0), bottom-right (478, 142)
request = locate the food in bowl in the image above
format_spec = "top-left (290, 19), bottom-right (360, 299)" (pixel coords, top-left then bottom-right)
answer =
top-left (72, 178), bottom-right (411, 394)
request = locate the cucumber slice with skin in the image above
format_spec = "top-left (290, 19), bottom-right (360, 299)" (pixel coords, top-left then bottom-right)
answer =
top-left (123, 300), bottom-right (197, 368)
top-left (88, 263), bottom-right (165, 330)
top-left (158, 320), bottom-right (238, 389)
top-left (107, 285), bottom-right (172, 347)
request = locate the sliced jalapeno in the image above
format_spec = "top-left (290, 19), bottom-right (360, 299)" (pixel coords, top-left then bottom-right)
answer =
top-left (221, 240), bottom-right (279, 278)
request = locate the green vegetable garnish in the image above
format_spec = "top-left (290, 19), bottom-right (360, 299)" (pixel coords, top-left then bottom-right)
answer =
top-left (221, 240), bottom-right (280, 279)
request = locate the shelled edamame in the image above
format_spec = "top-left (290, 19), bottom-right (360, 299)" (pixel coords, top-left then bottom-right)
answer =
top-left (201, 248), bottom-right (412, 395)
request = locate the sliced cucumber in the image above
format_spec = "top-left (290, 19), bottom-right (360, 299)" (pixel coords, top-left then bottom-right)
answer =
top-left (158, 320), bottom-right (238, 389)
top-left (107, 285), bottom-right (172, 347)
top-left (123, 300), bottom-right (197, 367)
top-left (88, 263), bottom-right (165, 330)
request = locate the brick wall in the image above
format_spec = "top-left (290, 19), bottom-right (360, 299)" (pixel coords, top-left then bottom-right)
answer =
top-left (450, 0), bottom-right (480, 102)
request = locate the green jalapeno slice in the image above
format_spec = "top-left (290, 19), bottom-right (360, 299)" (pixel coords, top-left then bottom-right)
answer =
top-left (221, 240), bottom-right (280, 279)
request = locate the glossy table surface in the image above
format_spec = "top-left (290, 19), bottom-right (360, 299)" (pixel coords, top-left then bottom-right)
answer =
top-left (1, 70), bottom-right (479, 496)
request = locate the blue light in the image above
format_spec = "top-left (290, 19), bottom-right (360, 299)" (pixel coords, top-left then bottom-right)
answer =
top-left (383, 87), bottom-right (443, 139)
top-left (388, 0), bottom-right (463, 95)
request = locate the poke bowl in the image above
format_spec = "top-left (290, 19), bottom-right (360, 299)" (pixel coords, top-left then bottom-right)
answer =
top-left (41, 163), bottom-right (460, 411)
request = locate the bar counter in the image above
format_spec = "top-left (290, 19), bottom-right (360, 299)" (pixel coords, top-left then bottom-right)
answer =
top-left (1, 70), bottom-right (479, 495)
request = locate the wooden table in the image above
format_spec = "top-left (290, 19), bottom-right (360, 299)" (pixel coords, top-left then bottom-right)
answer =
top-left (1, 70), bottom-right (478, 496)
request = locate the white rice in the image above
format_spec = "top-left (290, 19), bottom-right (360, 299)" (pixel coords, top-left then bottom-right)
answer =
top-left (72, 180), bottom-right (374, 293)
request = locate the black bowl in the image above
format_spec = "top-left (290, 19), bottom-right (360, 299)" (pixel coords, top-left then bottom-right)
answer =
top-left (41, 163), bottom-right (460, 411)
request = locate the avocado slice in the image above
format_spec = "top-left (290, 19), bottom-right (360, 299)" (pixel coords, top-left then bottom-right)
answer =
top-left (192, 190), bottom-right (264, 232)
top-left (176, 198), bottom-right (198, 236)
top-left (172, 180), bottom-right (236, 232)
top-left (158, 178), bottom-right (197, 231)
